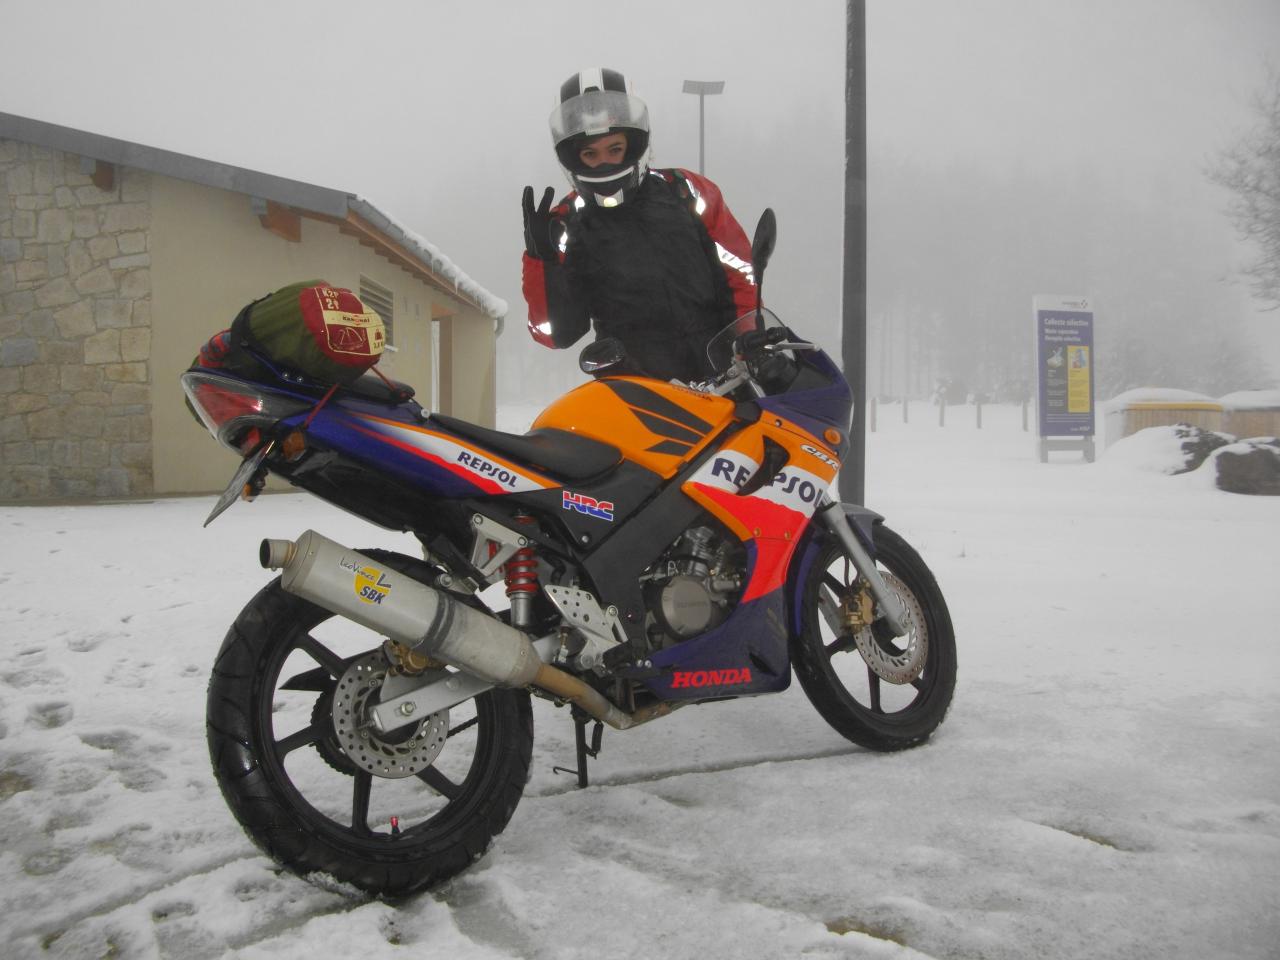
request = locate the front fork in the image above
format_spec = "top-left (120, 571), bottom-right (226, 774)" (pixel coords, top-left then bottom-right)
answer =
top-left (816, 502), bottom-right (908, 637)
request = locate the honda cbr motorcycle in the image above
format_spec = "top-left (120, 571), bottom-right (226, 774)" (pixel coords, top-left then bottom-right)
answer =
top-left (182, 211), bottom-right (956, 896)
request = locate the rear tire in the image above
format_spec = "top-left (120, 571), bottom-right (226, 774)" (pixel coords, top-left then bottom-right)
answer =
top-left (206, 551), bottom-right (532, 896)
top-left (793, 524), bottom-right (956, 751)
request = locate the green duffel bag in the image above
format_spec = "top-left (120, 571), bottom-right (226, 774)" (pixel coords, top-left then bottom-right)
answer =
top-left (230, 280), bottom-right (386, 384)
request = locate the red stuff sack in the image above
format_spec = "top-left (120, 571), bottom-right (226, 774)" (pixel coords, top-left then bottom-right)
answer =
top-left (228, 280), bottom-right (386, 384)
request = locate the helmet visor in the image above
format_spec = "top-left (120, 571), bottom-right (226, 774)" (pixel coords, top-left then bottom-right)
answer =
top-left (550, 90), bottom-right (649, 145)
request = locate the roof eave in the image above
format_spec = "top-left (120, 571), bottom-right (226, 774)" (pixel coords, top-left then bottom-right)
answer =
top-left (0, 111), bottom-right (506, 318)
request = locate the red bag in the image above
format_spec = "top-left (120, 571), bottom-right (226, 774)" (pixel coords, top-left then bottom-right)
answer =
top-left (228, 280), bottom-right (386, 384)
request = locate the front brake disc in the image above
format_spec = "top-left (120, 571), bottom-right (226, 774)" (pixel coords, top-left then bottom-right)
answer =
top-left (853, 571), bottom-right (928, 684)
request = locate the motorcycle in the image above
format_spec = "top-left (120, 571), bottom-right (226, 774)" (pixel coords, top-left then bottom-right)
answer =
top-left (182, 210), bottom-right (956, 896)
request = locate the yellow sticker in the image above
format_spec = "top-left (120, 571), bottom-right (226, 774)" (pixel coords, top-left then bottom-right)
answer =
top-left (352, 564), bottom-right (391, 606)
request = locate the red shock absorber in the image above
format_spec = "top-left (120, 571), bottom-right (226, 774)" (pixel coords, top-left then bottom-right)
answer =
top-left (502, 515), bottom-right (539, 628)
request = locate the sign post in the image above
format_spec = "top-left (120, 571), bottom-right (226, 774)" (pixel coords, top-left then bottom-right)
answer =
top-left (1033, 295), bottom-right (1096, 462)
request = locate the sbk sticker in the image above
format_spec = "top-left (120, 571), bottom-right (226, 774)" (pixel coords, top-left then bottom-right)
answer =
top-left (341, 557), bottom-right (391, 605)
top-left (562, 491), bottom-right (614, 521)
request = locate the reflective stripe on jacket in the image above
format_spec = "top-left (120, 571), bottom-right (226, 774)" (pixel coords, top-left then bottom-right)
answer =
top-left (523, 168), bottom-right (755, 383)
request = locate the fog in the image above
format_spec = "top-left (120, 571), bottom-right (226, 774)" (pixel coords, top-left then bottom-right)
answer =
top-left (2, 0), bottom-right (1277, 405)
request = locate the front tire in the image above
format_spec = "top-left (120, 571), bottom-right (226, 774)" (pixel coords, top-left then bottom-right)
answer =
top-left (793, 524), bottom-right (956, 751)
top-left (206, 551), bottom-right (533, 896)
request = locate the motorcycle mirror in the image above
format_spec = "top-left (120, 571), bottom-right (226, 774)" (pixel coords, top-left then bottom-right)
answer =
top-left (579, 337), bottom-right (628, 374)
top-left (750, 208), bottom-right (777, 323)
top-left (751, 208), bottom-right (777, 276)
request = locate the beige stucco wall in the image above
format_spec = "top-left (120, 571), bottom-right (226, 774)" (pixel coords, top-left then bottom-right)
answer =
top-left (2, 135), bottom-right (497, 501)
top-left (441, 314), bottom-right (497, 426)
top-left (149, 175), bottom-right (496, 494)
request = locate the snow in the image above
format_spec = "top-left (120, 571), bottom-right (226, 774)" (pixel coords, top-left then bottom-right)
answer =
top-left (3, 405), bottom-right (1279, 959)
top-left (349, 196), bottom-right (509, 320)
top-left (1102, 387), bottom-right (1216, 407)
top-left (1217, 389), bottom-right (1280, 412)
top-left (1094, 423), bottom-right (1203, 475)
top-left (1104, 387), bottom-right (1280, 412)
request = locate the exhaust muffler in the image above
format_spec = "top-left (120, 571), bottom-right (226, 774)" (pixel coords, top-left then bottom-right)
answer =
top-left (261, 530), bottom-right (679, 732)
top-left (260, 530), bottom-right (542, 688)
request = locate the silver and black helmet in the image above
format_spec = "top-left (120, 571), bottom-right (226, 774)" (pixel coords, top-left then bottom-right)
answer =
top-left (550, 68), bottom-right (651, 207)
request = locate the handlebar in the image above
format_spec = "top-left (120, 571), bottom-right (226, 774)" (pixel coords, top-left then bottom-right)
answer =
top-left (738, 327), bottom-right (790, 353)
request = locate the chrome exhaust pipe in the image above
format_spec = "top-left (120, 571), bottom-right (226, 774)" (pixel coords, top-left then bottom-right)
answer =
top-left (260, 530), bottom-right (542, 688)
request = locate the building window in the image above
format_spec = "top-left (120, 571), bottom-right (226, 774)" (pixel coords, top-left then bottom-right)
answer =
top-left (359, 276), bottom-right (394, 346)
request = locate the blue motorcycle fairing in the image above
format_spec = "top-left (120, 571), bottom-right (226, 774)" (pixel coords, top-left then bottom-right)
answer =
top-left (787, 503), bottom-right (883, 638)
top-left (755, 350), bottom-right (854, 459)
top-left (290, 400), bottom-right (560, 501)
top-left (641, 542), bottom-right (793, 701)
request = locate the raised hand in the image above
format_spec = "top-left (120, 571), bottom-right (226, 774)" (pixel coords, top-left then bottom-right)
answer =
top-left (522, 185), bottom-right (558, 260)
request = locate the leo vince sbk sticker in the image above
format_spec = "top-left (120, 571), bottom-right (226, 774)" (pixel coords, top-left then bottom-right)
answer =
top-left (341, 556), bottom-right (391, 605)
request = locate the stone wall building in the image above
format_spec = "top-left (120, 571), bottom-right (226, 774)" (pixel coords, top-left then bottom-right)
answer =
top-left (0, 112), bottom-right (506, 501)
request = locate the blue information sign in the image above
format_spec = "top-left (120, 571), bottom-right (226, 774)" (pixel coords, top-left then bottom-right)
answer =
top-left (1034, 295), bottom-right (1095, 438)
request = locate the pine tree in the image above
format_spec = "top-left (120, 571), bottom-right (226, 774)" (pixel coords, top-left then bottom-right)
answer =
top-left (1209, 67), bottom-right (1280, 311)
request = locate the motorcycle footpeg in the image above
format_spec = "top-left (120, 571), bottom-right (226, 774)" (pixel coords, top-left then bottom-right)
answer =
top-left (612, 660), bottom-right (663, 680)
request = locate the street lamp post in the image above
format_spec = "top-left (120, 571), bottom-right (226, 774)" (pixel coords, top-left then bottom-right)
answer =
top-left (681, 79), bottom-right (725, 175)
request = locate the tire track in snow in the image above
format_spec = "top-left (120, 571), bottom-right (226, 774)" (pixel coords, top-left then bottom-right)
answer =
top-left (7, 851), bottom-right (258, 942)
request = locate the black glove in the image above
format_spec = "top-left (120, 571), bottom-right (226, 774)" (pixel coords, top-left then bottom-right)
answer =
top-left (522, 186), bottom-right (558, 261)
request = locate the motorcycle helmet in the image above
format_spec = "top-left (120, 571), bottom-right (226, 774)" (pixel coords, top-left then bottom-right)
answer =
top-left (550, 67), bottom-right (651, 207)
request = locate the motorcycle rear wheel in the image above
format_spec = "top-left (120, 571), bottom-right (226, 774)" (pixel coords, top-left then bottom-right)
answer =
top-left (206, 551), bottom-right (532, 896)
top-left (793, 524), bottom-right (956, 751)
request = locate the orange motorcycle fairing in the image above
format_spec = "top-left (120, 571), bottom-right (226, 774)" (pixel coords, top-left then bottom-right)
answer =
top-left (532, 376), bottom-right (736, 479)
top-left (681, 419), bottom-right (840, 604)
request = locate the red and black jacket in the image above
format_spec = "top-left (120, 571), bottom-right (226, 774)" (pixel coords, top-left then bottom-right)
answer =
top-left (522, 169), bottom-right (756, 383)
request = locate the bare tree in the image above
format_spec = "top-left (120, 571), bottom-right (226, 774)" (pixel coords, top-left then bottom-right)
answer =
top-left (1209, 66), bottom-right (1280, 310)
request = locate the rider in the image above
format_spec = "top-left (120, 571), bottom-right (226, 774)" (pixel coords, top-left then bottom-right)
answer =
top-left (522, 67), bottom-right (757, 383)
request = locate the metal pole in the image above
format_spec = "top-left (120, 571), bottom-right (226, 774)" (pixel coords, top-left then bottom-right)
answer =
top-left (838, 0), bottom-right (867, 505)
top-left (682, 80), bottom-right (724, 177)
top-left (699, 93), bottom-right (705, 175)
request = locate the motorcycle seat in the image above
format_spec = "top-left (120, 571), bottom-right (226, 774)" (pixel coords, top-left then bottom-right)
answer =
top-left (430, 414), bottom-right (621, 482)
top-left (341, 371), bottom-right (416, 404)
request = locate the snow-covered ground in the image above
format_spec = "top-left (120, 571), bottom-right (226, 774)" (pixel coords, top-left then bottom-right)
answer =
top-left (2, 404), bottom-right (1278, 960)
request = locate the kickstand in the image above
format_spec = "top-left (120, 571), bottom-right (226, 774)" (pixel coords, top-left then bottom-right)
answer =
top-left (553, 707), bottom-right (604, 788)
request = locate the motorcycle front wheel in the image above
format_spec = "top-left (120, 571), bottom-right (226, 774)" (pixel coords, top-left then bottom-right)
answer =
top-left (793, 523), bottom-right (956, 751)
top-left (206, 551), bottom-right (532, 897)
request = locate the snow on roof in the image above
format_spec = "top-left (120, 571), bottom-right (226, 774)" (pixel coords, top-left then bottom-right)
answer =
top-left (350, 197), bottom-right (507, 320)
top-left (1103, 387), bottom-right (1216, 409)
top-left (0, 111), bottom-right (507, 320)
top-left (1217, 389), bottom-right (1280, 411)
top-left (1105, 387), bottom-right (1280, 412)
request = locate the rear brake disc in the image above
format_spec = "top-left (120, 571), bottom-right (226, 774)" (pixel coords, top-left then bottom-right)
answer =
top-left (331, 651), bottom-right (449, 778)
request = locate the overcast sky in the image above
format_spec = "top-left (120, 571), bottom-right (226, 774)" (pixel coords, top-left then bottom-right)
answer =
top-left (3, 0), bottom-right (1277, 385)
